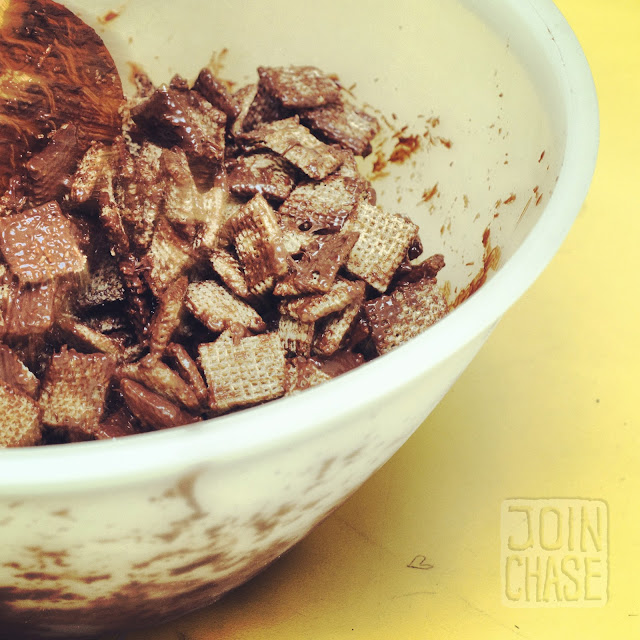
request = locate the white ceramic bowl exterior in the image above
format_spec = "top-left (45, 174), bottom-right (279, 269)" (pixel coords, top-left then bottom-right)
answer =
top-left (0, 1), bottom-right (598, 637)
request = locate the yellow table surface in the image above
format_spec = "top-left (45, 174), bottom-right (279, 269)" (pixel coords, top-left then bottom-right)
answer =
top-left (118, 2), bottom-right (639, 638)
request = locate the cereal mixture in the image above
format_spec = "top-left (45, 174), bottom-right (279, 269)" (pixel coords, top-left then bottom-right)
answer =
top-left (0, 3), bottom-right (449, 447)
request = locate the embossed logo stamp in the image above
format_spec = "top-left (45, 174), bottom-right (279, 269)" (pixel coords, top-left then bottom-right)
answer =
top-left (501, 499), bottom-right (608, 607)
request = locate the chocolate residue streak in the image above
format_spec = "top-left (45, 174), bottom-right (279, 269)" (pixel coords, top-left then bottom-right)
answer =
top-left (539, 150), bottom-right (546, 163)
top-left (99, 10), bottom-right (120, 23)
top-left (504, 193), bottom-right (516, 205)
top-left (420, 183), bottom-right (438, 204)
top-left (370, 149), bottom-right (389, 177)
top-left (208, 48), bottom-right (230, 77)
top-left (453, 228), bottom-right (501, 308)
top-left (389, 135), bottom-right (421, 163)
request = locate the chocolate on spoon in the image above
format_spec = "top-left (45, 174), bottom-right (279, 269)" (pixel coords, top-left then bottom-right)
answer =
top-left (0, 0), bottom-right (124, 193)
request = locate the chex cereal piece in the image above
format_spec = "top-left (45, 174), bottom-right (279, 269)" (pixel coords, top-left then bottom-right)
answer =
top-left (39, 348), bottom-right (116, 430)
top-left (26, 124), bottom-right (82, 204)
top-left (118, 355), bottom-right (200, 412)
top-left (144, 217), bottom-right (196, 297)
top-left (160, 147), bottom-right (208, 229)
top-left (300, 100), bottom-right (380, 157)
top-left (84, 310), bottom-right (131, 335)
top-left (5, 281), bottom-right (56, 338)
top-left (165, 343), bottom-right (209, 408)
top-left (364, 276), bottom-right (448, 355)
top-left (198, 332), bottom-right (286, 412)
top-left (245, 117), bottom-right (343, 180)
top-left (70, 142), bottom-right (113, 204)
top-left (342, 200), bottom-right (418, 292)
top-left (193, 68), bottom-right (241, 122)
top-left (278, 314), bottom-right (314, 357)
top-left (0, 202), bottom-right (86, 284)
top-left (195, 186), bottom-right (230, 253)
top-left (76, 257), bottom-right (126, 310)
top-left (0, 344), bottom-right (39, 397)
top-left (242, 83), bottom-right (291, 133)
top-left (117, 141), bottom-right (164, 252)
top-left (278, 216), bottom-right (316, 256)
top-left (120, 379), bottom-right (197, 430)
top-left (279, 278), bottom-right (364, 323)
top-left (230, 84), bottom-right (259, 138)
top-left (57, 316), bottom-right (127, 360)
top-left (258, 66), bottom-right (340, 109)
top-left (313, 298), bottom-right (363, 356)
top-left (148, 276), bottom-right (188, 359)
top-left (227, 152), bottom-right (296, 202)
top-left (284, 357), bottom-right (332, 395)
top-left (313, 350), bottom-right (365, 377)
top-left (278, 174), bottom-right (365, 232)
top-left (131, 85), bottom-right (227, 164)
top-left (225, 194), bottom-right (289, 295)
top-left (0, 381), bottom-right (42, 447)
top-left (274, 231), bottom-right (360, 296)
top-left (210, 249), bottom-right (251, 300)
top-left (89, 406), bottom-right (141, 439)
top-left (185, 280), bottom-right (266, 333)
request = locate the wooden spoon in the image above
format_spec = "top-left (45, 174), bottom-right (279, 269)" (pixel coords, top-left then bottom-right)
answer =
top-left (0, 0), bottom-right (124, 192)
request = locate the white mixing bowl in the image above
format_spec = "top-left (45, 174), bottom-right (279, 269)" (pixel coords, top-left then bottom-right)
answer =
top-left (0, 0), bottom-right (598, 637)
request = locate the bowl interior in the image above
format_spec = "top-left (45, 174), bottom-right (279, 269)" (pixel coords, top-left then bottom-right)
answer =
top-left (0, 0), bottom-right (597, 483)
top-left (68, 0), bottom-right (563, 297)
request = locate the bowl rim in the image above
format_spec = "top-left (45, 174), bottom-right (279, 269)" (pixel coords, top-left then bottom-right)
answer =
top-left (0, 0), bottom-right (599, 491)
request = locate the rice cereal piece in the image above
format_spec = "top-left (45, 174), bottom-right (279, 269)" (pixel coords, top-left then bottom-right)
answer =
top-left (39, 348), bottom-right (116, 430)
top-left (210, 248), bottom-right (251, 299)
top-left (160, 147), bottom-right (208, 229)
top-left (193, 68), bottom-right (241, 122)
top-left (364, 276), bottom-right (449, 355)
top-left (144, 217), bottom-right (196, 297)
top-left (258, 66), bottom-right (340, 109)
top-left (342, 200), bottom-right (419, 292)
top-left (69, 142), bottom-right (113, 204)
top-left (278, 174), bottom-right (365, 232)
top-left (76, 257), bottom-right (126, 310)
top-left (4, 280), bottom-right (56, 338)
top-left (313, 298), bottom-right (363, 356)
top-left (195, 186), bottom-right (231, 253)
top-left (0, 344), bottom-right (39, 397)
top-left (148, 276), bottom-right (188, 359)
top-left (278, 314), bottom-right (314, 357)
top-left (165, 343), bottom-right (209, 408)
top-left (242, 83), bottom-right (291, 134)
top-left (0, 381), bottom-right (42, 447)
top-left (120, 379), bottom-right (198, 430)
top-left (227, 152), bottom-right (296, 202)
top-left (117, 140), bottom-right (164, 252)
top-left (185, 280), bottom-right (266, 333)
top-left (274, 231), bottom-right (359, 296)
top-left (245, 116), bottom-right (343, 180)
top-left (198, 332), bottom-right (286, 412)
top-left (284, 357), bottom-right (332, 396)
top-left (0, 202), bottom-right (87, 284)
top-left (57, 316), bottom-right (127, 360)
top-left (279, 278), bottom-right (365, 323)
top-left (230, 84), bottom-right (259, 139)
top-left (131, 85), bottom-right (227, 164)
top-left (118, 355), bottom-right (200, 412)
top-left (26, 124), bottom-right (83, 205)
top-left (225, 194), bottom-right (289, 295)
top-left (300, 100), bottom-right (381, 157)
top-left (89, 406), bottom-right (141, 439)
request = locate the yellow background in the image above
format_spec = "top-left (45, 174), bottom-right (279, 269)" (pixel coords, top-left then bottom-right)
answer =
top-left (116, 1), bottom-right (639, 637)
